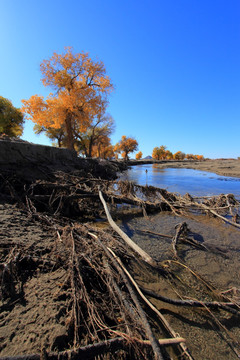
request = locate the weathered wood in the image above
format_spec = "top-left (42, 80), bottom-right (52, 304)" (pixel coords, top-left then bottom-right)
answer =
top-left (107, 247), bottom-right (194, 360)
top-left (140, 287), bottom-right (240, 316)
top-left (182, 197), bottom-right (240, 229)
top-left (140, 229), bottom-right (228, 255)
top-left (90, 233), bottom-right (164, 360)
top-left (0, 336), bottom-right (187, 360)
top-left (99, 190), bottom-right (157, 267)
top-left (158, 190), bottom-right (180, 216)
top-left (202, 204), bottom-right (240, 229)
top-left (89, 232), bottom-right (164, 360)
top-left (140, 229), bottom-right (173, 239)
top-left (31, 190), bottom-right (166, 212)
top-left (172, 222), bottom-right (188, 258)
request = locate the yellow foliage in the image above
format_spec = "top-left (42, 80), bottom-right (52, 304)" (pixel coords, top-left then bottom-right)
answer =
top-left (135, 151), bottom-right (142, 160)
top-left (21, 48), bottom-right (113, 150)
top-left (114, 135), bottom-right (138, 160)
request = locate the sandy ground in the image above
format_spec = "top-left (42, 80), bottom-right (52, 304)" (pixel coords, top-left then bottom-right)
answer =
top-left (0, 202), bottom-right (70, 356)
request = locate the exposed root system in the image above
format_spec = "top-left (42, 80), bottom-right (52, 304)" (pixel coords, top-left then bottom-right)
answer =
top-left (1, 169), bottom-right (240, 360)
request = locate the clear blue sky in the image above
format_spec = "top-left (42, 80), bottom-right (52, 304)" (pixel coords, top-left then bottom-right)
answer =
top-left (1, 0), bottom-right (239, 159)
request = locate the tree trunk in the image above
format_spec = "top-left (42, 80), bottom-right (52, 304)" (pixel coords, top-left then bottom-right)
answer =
top-left (97, 144), bottom-right (101, 158)
top-left (65, 113), bottom-right (75, 151)
top-left (88, 137), bottom-right (93, 158)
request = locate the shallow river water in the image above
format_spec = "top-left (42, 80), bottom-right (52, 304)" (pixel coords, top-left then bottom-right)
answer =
top-left (117, 165), bottom-right (240, 359)
top-left (119, 164), bottom-right (240, 198)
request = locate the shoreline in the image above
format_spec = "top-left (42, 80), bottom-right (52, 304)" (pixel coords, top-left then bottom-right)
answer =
top-left (127, 159), bottom-right (240, 178)
top-left (1, 143), bottom-right (239, 359)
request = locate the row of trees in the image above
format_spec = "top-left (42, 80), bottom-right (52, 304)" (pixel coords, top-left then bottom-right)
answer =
top-left (0, 95), bottom-right (138, 160)
top-left (0, 48), bottom-right (203, 162)
top-left (0, 95), bottom-right (204, 162)
top-left (151, 145), bottom-right (204, 161)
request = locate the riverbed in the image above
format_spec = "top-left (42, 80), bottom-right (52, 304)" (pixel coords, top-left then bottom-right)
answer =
top-left (118, 163), bottom-right (240, 359)
top-left (122, 211), bottom-right (240, 359)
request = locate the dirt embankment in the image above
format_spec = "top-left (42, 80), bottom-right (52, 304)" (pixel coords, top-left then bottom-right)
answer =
top-left (0, 137), bottom-right (127, 182)
top-left (0, 139), bottom-right (129, 357)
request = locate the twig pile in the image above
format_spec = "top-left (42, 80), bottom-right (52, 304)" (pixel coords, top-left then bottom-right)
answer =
top-left (1, 173), bottom-right (240, 359)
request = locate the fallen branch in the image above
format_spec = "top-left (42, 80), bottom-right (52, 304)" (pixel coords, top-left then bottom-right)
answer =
top-left (88, 231), bottom-right (164, 360)
top-left (183, 197), bottom-right (240, 229)
top-left (157, 190), bottom-right (180, 216)
top-left (139, 229), bottom-right (226, 255)
top-left (99, 190), bottom-right (157, 267)
top-left (140, 287), bottom-right (240, 317)
top-left (1, 336), bottom-right (186, 360)
top-left (107, 247), bottom-right (194, 360)
top-left (203, 205), bottom-right (240, 229)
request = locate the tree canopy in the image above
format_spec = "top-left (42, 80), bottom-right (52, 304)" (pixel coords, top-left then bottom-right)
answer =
top-left (74, 113), bottom-right (115, 157)
top-left (21, 47), bottom-right (114, 150)
top-left (0, 96), bottom-right (24, 137)
top-left (152, 146), bottom-right (169, 160)
top-left (114, 136), bottom-right (138, 160)
top-left (135, 151), bottom-right (142, 160)
top-left (34, 112), bottom-right (115, 158)
top-left (173, 151), bottom-right (186, 160)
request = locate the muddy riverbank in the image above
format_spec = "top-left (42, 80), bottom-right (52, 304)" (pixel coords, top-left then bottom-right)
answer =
top-left (0, 140), bottom-right (239, 359)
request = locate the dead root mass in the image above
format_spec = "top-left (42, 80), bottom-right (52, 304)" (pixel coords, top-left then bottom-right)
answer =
top-left (0, 167), bottom-right (240, 360)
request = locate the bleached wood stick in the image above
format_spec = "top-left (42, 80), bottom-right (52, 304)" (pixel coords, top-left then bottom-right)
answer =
top-left (107, 247), bottom-right (194, 360)
top-left (99, 190), bottom-right (157, 267)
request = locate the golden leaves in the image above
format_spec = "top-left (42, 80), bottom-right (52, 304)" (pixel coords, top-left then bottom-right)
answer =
top-left (114, 136), bottom-right (139, 160)
top-left (135, 151), bottom-right (143, 160)
top-left (21, 48), bottom-right (114, 149)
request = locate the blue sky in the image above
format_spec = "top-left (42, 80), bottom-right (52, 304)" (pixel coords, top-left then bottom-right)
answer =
top-left (1, 0), bottom-right (239, 158)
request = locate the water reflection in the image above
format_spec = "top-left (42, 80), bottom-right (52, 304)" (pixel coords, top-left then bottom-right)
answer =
top-left (119, 164), bottom-right (240, 197)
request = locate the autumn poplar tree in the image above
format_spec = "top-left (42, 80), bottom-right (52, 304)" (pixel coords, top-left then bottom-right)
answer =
top-left (173, 151), bottom-right (186, 160)
top-left (152, 145), bottom-right (168, 160)
top-left (92, 139), bottom-right (114, 159)
top-left (21, 47), bottom-right (113, 150)
top-left (135, 151), bottom-right (142, 160)
top-left (33, 124), bottom-right (67, 148)
top-left (73, 113), bottom-right (115, 157)
top-left (114, 136), bottom-right (138, 160)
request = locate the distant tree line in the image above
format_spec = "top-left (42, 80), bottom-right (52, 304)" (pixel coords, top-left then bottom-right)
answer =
top-left (151, 146), bottom-right (204, 161)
